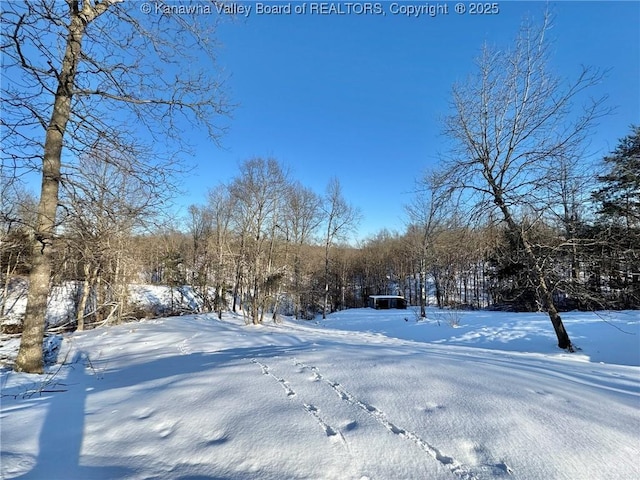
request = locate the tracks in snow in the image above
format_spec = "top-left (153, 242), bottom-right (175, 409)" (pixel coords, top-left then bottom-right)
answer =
top-left (251, 357), bottom-right (484, 480)
top-left (253, 359), bottom-right (296, 398)
top-left (252, 359), bottom-right (349, 450)
top-left (293, 359), bottom-right (479, 480)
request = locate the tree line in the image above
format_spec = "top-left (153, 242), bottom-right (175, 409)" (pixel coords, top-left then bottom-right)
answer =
top-left (1, 157), bottom-right (361, 325)
top-left (3, 126), bottom-right (638, 327)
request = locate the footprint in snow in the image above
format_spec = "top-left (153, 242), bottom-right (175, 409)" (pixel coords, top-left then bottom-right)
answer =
top-left (177, 339), bottom-right (191, 355)
top-left (135, 407), bottom-right (155, 420)
top-left (422, 403), bottom-right (446, 414)
top-left (203, 430), bottom-right (230, 446)
top-left (294, 358), bottom-right (480, 479)
top-left (252, 359), bottom-right (296, 397)
top-left (343, 420), bottom-right (358, 431)
top-left (496, 462), bottom-right (514, 475)
top-left (303, 404), bottom-right (346, 446)
top-left (155, 421), bottom-right (177, 439)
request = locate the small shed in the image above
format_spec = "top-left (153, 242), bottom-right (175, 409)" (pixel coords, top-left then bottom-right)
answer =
top-left (368, 295), bottom-right (407, 310)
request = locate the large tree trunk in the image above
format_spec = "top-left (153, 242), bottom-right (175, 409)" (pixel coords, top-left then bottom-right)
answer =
top-left (15, 239), bottom-right (53, 373)
top-left (15, 17), bottom-right (87, 373)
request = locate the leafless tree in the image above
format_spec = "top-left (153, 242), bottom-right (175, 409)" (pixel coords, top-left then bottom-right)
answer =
top-left (61, 145), bottom-right (165, 330)
top-left (206, 188), bottom-right (234, 319)
top-left (282, 182), bottom-right (323, 319)
top-left (438, 11), bottom-right (610, 350)
top-left (3, 0), bottom-right (230, 372)
top-left (228, 158), bottom-right (289, 324)
top-left (187, 204), bottom-right (214, 311)
top-left (406, 173), bottom-right (449, 316)
top-left (0, 176), bottom-right (36, 321)
top-left (321, 178), bottom-right (360, 319)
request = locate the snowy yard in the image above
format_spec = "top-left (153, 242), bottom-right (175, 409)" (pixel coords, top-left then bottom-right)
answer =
top-left (1, 308), bottom-right (639, 479)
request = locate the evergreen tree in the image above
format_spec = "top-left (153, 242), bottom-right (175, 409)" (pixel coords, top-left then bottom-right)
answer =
top-left (592, 126), bottom-right (640, 228)
top-left (591, 126), bottom-right (640, 308)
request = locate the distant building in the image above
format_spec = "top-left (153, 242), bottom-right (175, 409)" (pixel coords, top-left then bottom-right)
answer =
top-left (368, 295), bottom-right (407, 309)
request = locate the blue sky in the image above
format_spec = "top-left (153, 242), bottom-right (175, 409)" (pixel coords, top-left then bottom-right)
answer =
top-left (175, 0), bottom-right (639, 239)
top-left (9, 1), bottom-right (639, 240)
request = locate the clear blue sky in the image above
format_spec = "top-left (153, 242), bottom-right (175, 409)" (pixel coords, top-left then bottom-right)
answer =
top-left (12, 1), bottom-right (638, 240)
top-left (176, 0), bottom-right (639, 239)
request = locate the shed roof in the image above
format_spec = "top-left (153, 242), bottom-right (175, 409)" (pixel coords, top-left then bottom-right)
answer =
top-left (368, 295), bottom-right (405, 299)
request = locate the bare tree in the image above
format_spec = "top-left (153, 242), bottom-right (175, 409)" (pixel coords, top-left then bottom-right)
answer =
top-left (282, 182), bottom-right (323, 319)
top-left (321, 178), bottom-right (360, 319)
top-left (3, 0), bottom-right (230, 373)
top-left (206, 188), bottom-right (234, 319)
top-left (438, 11), bottom-right (609, 350)
top-left (187, 204), bottom-right (214, 311)
top-left (228, 158), bottom-right (289, 324)
top-left (0, 177), bottom-right (36, 321)
top-left (62, 145), bottom-right (166, 330)
top-left (406, 173), bottom-right (449, 316)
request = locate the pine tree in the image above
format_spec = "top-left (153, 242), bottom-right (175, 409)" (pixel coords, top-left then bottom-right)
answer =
top-left (592, 126), bottom-right (640, 229)
top-left (591, 126), bottom-right (640, 308)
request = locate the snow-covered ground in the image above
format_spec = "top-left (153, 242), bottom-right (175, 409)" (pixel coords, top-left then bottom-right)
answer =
top-left (1, 283), bottom-right (207, 330)
top-left (1, 308), bottom-right (639, 479)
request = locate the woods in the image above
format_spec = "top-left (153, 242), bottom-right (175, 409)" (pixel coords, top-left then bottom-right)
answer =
top-left (1, 4), bottom-right (638, 372)
top-left (3, 134), bottom-right (638, 325)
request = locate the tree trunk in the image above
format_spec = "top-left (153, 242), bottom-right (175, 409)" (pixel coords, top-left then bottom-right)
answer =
top-left (491, 179), bottom-right (574, 351)
top-left (232, 236), bottom-right (245, 313)
top-left (419, 260), bottom-right (426, 318)
top-left (76, 264), bottom-right (98, 332)
top-left (15, 17), bottom-right (88, 373)
top-left (15, 237), bottom-right (52, 373)
top-left (322, 240), bottom-right (330, 320)
top-left (1, 258), bottom-right (16, 318)
top-left (519, 233), bottom-right (573, 350)
top-left (433, 276), bottom-right (442, 309)
top-left (95, 272), bottom-right (104, 324)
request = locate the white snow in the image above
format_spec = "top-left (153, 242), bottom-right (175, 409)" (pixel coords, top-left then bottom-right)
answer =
top-left (1, 308), bottom-right (639, 479)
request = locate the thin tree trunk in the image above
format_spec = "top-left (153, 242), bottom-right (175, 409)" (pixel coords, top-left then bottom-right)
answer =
top-left (419, 260), bottom-right (426, 317)
top-left (76, 264), bottom-right (98, 332)
top-left (323, 240), bottom-right (330, 319)
top-left (491, 179), bottom-right (574, 351)
top-left (232, 237), bottom-right (245, 313)
top-left (95, 272), bottom-right (104, 324)
top-left (216, 284), bottom-right (224, 320)
top-left (1, 257), bottom-right (16, 318)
